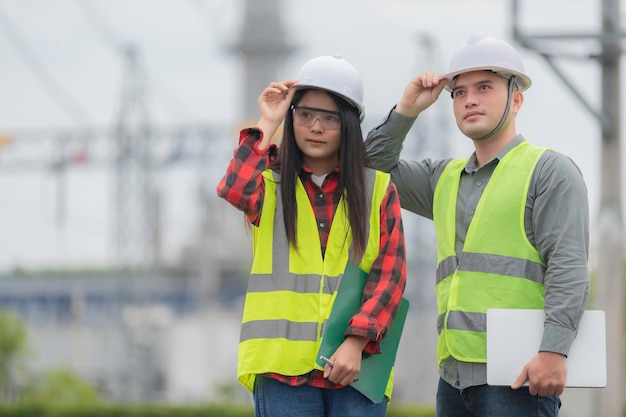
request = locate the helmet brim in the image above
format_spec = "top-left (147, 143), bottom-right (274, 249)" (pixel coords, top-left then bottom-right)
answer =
top-left (442, 66), bottom-right (532, 92)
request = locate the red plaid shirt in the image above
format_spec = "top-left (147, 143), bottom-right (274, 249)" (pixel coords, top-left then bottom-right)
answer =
top-left (216, 128), bottom-right (406, 389)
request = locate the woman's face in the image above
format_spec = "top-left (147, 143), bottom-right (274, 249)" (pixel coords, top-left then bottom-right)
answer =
top-left (292, 90), bottom-right (342, 175)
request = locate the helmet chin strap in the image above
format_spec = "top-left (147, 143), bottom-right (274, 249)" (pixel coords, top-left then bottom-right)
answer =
top-left (472, 76), bottom-right (516, 141)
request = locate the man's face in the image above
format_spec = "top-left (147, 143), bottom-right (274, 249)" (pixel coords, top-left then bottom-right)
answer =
top-left (450, 71), bottom-right (512, 140)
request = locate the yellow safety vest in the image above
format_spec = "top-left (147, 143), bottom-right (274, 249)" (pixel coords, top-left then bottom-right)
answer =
top-left (433, 141), bottom-right (548, 365)
top-left (238, 168), bottom-right (395, 398)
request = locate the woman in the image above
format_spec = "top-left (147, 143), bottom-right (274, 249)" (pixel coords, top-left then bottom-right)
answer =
top-left (216, 55), bottom-right (406, 417)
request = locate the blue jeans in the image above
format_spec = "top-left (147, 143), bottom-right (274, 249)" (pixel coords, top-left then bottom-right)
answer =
top-left (253, 375), bottom-right (388, 417)
top-left (436, 378), bottom-right (561, 417)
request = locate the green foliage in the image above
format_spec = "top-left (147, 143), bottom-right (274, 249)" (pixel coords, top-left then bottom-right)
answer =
top-left (0, 312), bottom-right (28, 398)
top-left (388, 403), bottom-right (436, 416)
top-left (1, 266), bottom-right (143, 279)
top-left (0, 402), bottom-right (436, 417)
top-left (20, 369), bottom-right (101, 406)
top-left (0, 312), bottom-right (27, 361)
top-left (0, 403), bottom-right (255, 417)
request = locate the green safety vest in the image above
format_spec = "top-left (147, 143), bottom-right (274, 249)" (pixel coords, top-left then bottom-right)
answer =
top-left (433, 141), bottom-right (548, 365)
top-left (238, 168), bottom-right (394, 397)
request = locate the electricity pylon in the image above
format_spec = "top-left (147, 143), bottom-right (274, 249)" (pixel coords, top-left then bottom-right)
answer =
top-left (512, 0), bottom-right (625, 415)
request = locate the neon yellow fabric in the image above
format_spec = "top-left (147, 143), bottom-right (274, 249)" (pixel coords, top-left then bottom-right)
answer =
top-left (433, 141), bottom-right (548, 365)
top-left (239, 169), bottom-right (395, 398)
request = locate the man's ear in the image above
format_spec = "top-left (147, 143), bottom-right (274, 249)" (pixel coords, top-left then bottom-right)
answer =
top-left (511, 90), bottom-right (524, 114)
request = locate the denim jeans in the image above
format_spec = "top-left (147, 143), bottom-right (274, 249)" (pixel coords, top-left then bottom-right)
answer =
top-left (253, 375), bottom-right (388, 417)
top-left (436, 378), bottom-right (561, 417)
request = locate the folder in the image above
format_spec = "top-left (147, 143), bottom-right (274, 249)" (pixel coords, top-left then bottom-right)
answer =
top-left (316, 262), bottom-right (410, 403)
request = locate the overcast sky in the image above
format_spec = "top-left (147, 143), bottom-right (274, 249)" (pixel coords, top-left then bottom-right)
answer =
top-left (0, 0), bottom-right (620, 271)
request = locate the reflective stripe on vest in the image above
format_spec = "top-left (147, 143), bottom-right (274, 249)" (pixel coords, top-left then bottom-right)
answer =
top-left (237, 168), bottom-right (390, 393)
top-left (433, 141), bottom-right (548, 365)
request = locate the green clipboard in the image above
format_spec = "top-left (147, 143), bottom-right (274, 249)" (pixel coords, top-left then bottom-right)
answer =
top-left (316, 262), bottom-right (410, 403)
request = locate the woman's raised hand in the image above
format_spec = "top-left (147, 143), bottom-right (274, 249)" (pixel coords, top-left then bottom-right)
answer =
top-left (257, 80), bottom-right (298, 125)
top-left (255, 80), bottom-right (298, 149)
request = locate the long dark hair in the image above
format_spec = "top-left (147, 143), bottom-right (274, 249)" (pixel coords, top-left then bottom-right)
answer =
top-left (270, 88), bottom-right (369, 260)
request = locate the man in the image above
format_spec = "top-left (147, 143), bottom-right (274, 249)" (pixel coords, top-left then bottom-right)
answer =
top-left (364, 33), bottom-right (590, 417)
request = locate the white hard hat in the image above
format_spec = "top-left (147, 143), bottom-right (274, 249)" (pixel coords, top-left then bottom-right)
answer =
top-left (295, 54), bottom-right (365, 120)
top-left (443, 33), bottom-right (532, 92)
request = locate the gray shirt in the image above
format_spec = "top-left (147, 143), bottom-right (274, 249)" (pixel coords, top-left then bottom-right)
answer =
top-left (364, 108), bottom-right (590, 389)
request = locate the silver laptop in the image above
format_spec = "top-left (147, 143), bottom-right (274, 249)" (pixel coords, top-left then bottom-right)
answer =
top-left (486, 308), bottom-right (606, 388)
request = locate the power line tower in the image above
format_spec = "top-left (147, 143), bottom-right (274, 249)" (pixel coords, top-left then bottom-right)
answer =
top-left (401, 33), bottom-right (450, 312)
top-left (114, 45), bottom-right (160, 271)
top-left (234, 0), bottom-right (296, 121)
top-left (193, 0), bottom-right (297, 303)
top-left (512, 0), bottom-right (624, 415)
top-left (412, 33), bottom-right (450, 161)
top-left (114, 44), bottom-right (163, 401)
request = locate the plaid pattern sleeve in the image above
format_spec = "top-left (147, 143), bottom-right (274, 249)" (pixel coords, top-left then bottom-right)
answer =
top-left (345, 181), bottom-right (407, 354)
top-left (215, 128), bottom-right (277, 226)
